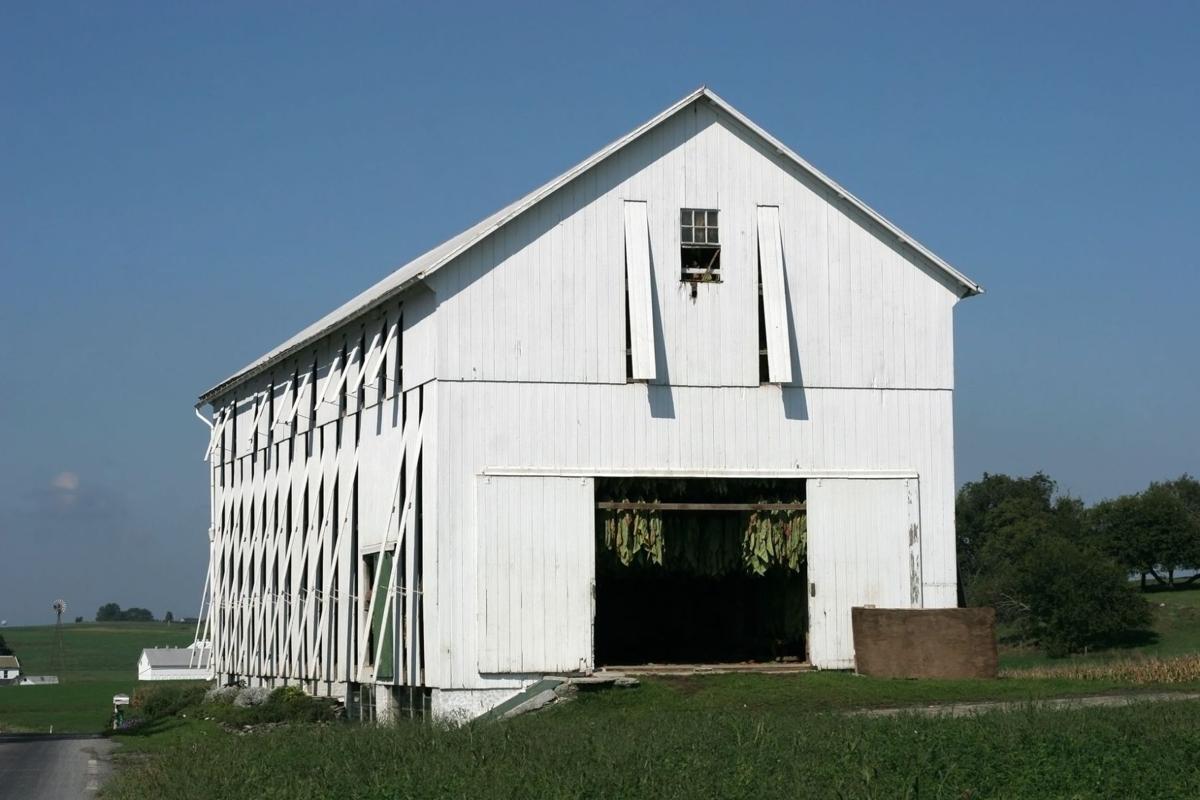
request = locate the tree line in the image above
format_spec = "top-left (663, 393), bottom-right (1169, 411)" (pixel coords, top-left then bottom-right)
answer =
top-left (957, 472), bottom-right (1200, 656)
top-left (95, 603), bottom-right (175, 623)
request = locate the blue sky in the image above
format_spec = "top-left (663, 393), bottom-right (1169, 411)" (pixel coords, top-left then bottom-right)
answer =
top-left (1, 2), bottom-right (1196, 625)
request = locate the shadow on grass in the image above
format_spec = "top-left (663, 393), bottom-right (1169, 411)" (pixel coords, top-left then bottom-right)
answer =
top-left (998, 626), bottom-right (1160, 659)
top-left (109, 716), bottom-right (191, 739)
top-left (1093, 628), bottom-right (1160, 651)
top-left (1139, 582), bottom-right (1200, 596)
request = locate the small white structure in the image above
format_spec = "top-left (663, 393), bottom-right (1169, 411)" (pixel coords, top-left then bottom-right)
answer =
top-left (137, 646), bottom-right (213, 681)
top-left (194, 87), bottom-right (982, 721)
top-left (17, 675), bottom-right (58, 686)
top-left (0, 655), bottom-right (20, 683)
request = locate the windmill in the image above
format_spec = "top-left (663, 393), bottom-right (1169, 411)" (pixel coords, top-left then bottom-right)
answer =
top-left (52, 599), bottom-right (66, 674)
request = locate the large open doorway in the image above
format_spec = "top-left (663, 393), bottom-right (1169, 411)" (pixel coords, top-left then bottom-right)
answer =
top-left (593, 477), bottom-right (808, 667)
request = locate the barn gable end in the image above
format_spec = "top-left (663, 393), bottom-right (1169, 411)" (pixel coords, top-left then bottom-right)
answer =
top-left (427, 94), bottom-right (968, 391)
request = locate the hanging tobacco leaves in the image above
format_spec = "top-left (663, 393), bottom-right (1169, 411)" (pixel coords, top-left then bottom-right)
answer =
top-left (597, 506), bottom-right (807, 576)
top-left (602, 509), bottom-right (664, 567)
top-left (743, 511), bottom-right (807, 575)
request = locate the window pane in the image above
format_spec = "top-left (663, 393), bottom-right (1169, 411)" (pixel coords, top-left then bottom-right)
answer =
top-left (708, 210), bottom-right (718, 226)
top-left (681, 228), bottom-right (692, 243)
top-left (681, 209), bottom-right (692, 225)
top-left (707, 227), bottom-right (718, 243)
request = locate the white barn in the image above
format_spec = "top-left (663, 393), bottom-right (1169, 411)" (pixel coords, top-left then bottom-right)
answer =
top-left (194, 88), bottom-right (981, 722)
top-left (137, 646), bottom-right (213, 681)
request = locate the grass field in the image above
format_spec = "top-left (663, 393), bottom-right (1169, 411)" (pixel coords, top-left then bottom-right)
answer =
top-left (15, 588), bottom-right (1200, 795)
top-left (104, 679), bottom-right (1200, 800)
top-left (0, 621), bottom-right (194, 732)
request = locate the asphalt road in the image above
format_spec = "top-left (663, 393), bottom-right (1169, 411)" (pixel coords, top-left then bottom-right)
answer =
top-left (0, 734), bottom-right (114, 800)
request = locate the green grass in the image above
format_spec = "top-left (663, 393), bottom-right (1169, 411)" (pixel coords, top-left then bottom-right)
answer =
top-left (999, 584), bottom-right (1200, 670)
top-left (95, 583), bottom-right (1200, 798)
top-left (105, 682), bottom-right (1200, 800)
top-left (0, 621), bottom-right (194, 733)
top-left (593, 670), bottom-right (1199, 713)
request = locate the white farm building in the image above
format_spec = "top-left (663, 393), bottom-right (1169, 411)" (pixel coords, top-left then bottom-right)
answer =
top-left (137, 646), bottom-right (213, 681)
top-left (0, 655), bottom-right (20, 683)
top-left (194, 88), bottom-right (981, 722)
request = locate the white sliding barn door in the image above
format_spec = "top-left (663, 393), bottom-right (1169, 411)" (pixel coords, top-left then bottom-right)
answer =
top-left (806, 477), bottom-right (921, 669)
top-left (477, 475), bottom-right (595, 674)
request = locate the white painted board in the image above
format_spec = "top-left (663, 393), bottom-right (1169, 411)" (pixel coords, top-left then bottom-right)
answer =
top-left (806, 477), bottom-right (920, 669)
top-left (477, 475), bottom-right (595, 674)
top-left (623, 200), bottom-right (657, 381)
top-left (757, 205), bottom-right (792, 384)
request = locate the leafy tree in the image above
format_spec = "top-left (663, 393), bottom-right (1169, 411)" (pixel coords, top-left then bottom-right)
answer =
top-left (96, 602), bottom-right (123, 622)
top-left (96, 604), bottom-right (156, 622)
top-left (1087, 478), bottom-right (1200, 588)
top-left (989, 534), bottom-right (1151, 657)
top-left (955, 472), bottom-right (1082, 606)
top-left (1150, 475), bottom-right (1200, 583)
top-left (0, 634), bottom-right (11, 656)
top-left (164, 611), bottom-right (174, 624)
top-left (956, 471), bottom-right (1151, 655)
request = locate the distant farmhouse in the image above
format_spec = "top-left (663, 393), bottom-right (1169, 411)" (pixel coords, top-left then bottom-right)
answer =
top-left (137, 646), bottom-right (213, 681)
top-left (194, 88), bottom-right (981, 722)
top-left (0, 655), bottom-right (19, 684)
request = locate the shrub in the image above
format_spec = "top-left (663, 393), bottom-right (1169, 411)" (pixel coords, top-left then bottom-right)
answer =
top-left (131, 683), bottom-right (211, 720)
top-left (251, 686), bottom-right (339, 724)
top-left (204, 685), bottom-right (239, 705)
top-left (980, 533), bottom-right (1151, 656)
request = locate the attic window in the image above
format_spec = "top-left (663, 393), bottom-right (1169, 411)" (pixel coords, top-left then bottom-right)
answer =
top-left (681, 208), bottom-right (720, 282)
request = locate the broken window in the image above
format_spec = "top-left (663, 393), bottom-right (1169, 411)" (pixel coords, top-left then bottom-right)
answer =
top-left (680, 208), bottom-right (720, 282)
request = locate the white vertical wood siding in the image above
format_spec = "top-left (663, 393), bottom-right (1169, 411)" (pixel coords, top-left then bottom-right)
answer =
top-left (476, 475), bottom-right (595, 674)
top-left (203, 95), bottom-right (966, 700)
top-left (431, 381), bottom-right (956, 688)
top-left (431, 100), bottom-right (959, 390)
top-left (206, 301), bottom-right (431, 693)
top-left (806, 477), bottom-right (920, 669)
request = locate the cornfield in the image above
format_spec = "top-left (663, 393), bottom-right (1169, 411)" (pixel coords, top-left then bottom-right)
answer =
top-left (1001, 654), bottom-right (1200, 684)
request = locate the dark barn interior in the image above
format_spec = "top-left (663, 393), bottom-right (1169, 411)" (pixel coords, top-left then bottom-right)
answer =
top-left (593, 477), bottom-right (808, 666)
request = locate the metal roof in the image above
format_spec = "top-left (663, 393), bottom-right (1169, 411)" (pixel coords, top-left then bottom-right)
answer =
top-left (139, 647), bottom-right (211, 668)
top-left (198, 87), bottom-right (982, 405)
top-left (0, 655), bottom-right (19, 669)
